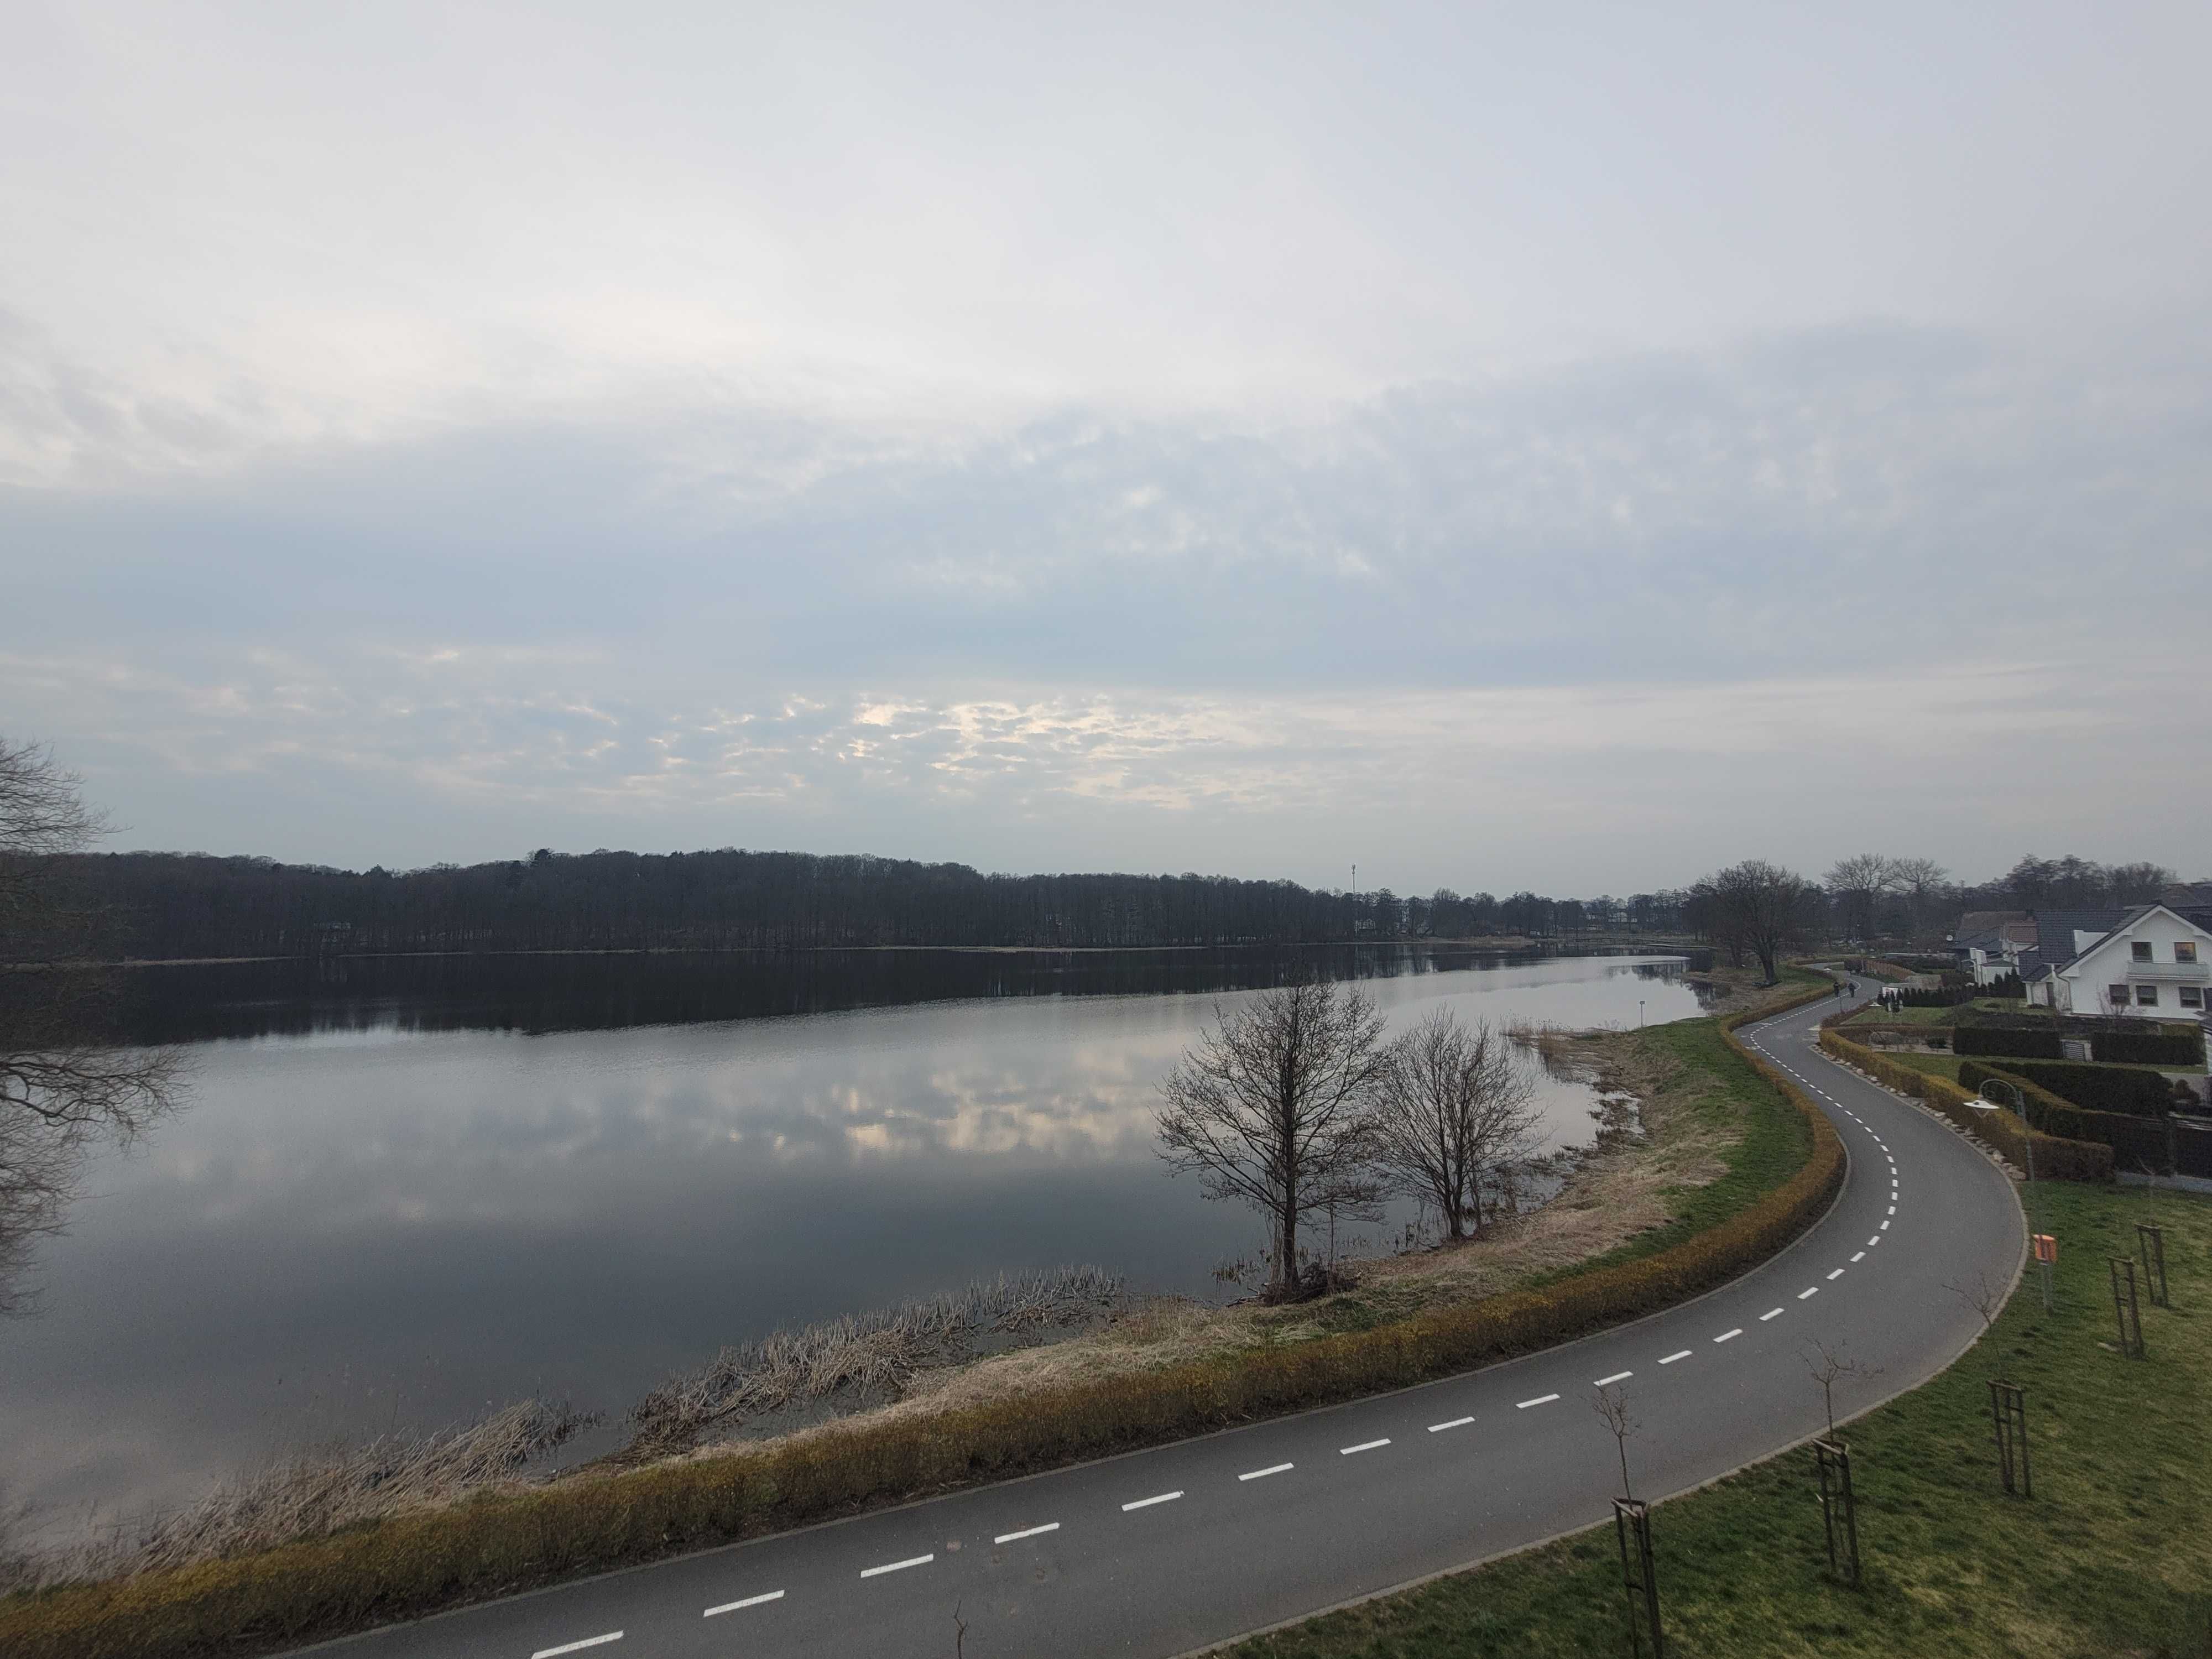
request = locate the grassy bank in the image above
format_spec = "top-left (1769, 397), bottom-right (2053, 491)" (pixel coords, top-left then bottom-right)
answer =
top-left (1225, 1181), bottom-right (2212, 1659)
top-left (0, 982), bottom-right (1838, 1659)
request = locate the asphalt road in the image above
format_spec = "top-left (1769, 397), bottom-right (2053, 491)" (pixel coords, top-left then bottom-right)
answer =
top-left (298, 987), bottom-right (2023, 1659)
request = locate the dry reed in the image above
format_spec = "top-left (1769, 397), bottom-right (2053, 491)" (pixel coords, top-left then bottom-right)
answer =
top-left (627, 1265), bottom-right (1123, 1448)
top-left (2, 1400), bottom-right (592, 1594)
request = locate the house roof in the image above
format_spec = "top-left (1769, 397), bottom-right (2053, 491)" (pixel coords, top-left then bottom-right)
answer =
top-left (2029, 909), bottom-right (2128, 965)
top-left (1953, 909), bottom-right (2030, 946)
top-left (2161, 882), bottom-right (2212, 910)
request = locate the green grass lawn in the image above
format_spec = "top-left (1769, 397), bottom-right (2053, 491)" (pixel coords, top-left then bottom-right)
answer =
top-left (1845, 1004), bottom-right (1959, 1027)
top-left (1227, 1182), bottom-right (2212, 1659)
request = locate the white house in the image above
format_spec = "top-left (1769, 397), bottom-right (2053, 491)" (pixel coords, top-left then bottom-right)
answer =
top-left (2022, 905), bottom-right (2212, 1019)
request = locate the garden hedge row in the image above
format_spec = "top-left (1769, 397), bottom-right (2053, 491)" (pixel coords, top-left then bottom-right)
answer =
top-left (1958, 1063), bottom-right (2178, 1171)
top-left (1952, 1025), bottom-right (2065, 1060)
top-left (1952, 1024), bottom-right (2204, 1067)
top-left (1, 991), bottom-right (1846, 1659)
top-left (2089, 1026), bottom-right (2207, 1067)
top-left (1818, 1031), bottom-right (2114, 1182)
top-left (1974, 1057), bottom-right (2179, 1117)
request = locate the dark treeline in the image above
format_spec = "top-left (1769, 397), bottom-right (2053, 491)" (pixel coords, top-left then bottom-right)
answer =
top-left (34, 849), bottom-right (1698, 961)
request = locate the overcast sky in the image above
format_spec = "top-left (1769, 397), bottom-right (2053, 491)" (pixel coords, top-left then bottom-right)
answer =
top-left (5, 1), bottom-right (2208, 895)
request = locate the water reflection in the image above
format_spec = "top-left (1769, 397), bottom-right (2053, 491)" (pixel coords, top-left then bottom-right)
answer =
top-left (2, 953), bottom-right (1698, 1527)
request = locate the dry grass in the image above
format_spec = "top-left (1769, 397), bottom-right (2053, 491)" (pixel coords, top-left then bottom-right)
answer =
top-left (1, 1401), bottom-right (592, 1595)
top-left (625, 1265), bottom-right (1123, 1454)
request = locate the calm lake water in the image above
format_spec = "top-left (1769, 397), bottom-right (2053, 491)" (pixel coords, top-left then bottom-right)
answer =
top-left (3, 948), bottom-right (1704, 1525)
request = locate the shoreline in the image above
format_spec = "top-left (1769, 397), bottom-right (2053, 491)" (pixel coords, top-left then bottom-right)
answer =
top-left (13, 937), bottom-right (1709, 969)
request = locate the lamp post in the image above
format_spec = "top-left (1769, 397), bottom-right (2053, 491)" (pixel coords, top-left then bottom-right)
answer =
top-left (1973, 1081), bottom-right (2052, 1312)
top-left (1639, 999), bottom-right (1646, 1029)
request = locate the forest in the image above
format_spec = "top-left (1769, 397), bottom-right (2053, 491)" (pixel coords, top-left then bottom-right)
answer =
top-left (16, 844), bottom-right (2189, 964)
top-left (33, 848), bottom-right (1693, 959)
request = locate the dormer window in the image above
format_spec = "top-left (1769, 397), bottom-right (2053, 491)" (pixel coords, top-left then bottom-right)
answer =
top-left (2179, 942), bottom-right (2200, 964)
top-left (2132, 941), bottom-right (2154, 962)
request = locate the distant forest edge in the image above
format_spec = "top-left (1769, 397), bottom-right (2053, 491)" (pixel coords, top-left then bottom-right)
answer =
top-left (22, 847), bottom-right (2192, 963)
top-left (39, 849), bottom-right (1693, 961)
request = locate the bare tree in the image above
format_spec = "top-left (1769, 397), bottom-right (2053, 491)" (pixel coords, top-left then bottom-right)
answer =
top-left (1368, 1010), bottom-right (1542, 1241)
top-left (1156, 980), bottom-right (1389, 1301)
top-left (1699, 859), bottom-right (1822, 984)
top-left (1824, 854), bottom-right (1899, 944)
top-left (1801, 1338), bottom-right (1879, 1439)
top-left (1887, 857), bottom-right (1949, 942)
top-left (1, 737), bottom-right (184, 1314)
top-left (1593, 1383), bottom-right (1640, 1497)
top-left (1944, 1271), bottom-right (2007, 1333)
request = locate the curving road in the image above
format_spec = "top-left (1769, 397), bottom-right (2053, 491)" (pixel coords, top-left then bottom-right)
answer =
top-left (294, 988), bottom-right (2022, 1659)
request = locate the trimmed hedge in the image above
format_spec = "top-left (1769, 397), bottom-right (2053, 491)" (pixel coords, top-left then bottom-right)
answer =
top-left (1819, 1030), bottom-right (2114, 1183)
top-left (1953, 1025), bottom-right (2065, 1060)
top-left (1960, 1023), bottom-right (2212, 1067)
top-left (2091, 1027), bottom-right (2206, 1066)
top-left (0, 992), bottom-right (1845, 1659)
top-left (1973, 1057), bottom-right (2180, 1117)
top-left (1958, 1063), bottom-right (2176, 1173)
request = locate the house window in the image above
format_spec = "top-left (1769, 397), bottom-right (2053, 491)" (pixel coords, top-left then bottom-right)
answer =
top-left (2179, 942), bottom-right (2200, 964)
top-left (2132, 941), bottom-right (2154, 961)
top-left (2109, 984), bottom-right (2131, 1008)
top-left (2136, 984), bottom-right (2160, 1006)
top-left (2183, 987), bottom-right (2205, 1009)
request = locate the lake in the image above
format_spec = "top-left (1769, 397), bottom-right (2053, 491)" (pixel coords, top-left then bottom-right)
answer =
top-left (1, 947), bottom-right (1705, 1527)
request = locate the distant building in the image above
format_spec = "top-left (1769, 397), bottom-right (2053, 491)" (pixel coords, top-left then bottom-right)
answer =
top-left (1949, 909), bottom-right (2037, 985)
top-left (2019, 904), bottom-right (2212, 1021)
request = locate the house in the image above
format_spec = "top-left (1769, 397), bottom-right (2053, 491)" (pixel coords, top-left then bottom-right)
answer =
top-left (2020, 904), bottom-right (2212, 1020)
top-left (1949, 909), bottom-right (2037, 985)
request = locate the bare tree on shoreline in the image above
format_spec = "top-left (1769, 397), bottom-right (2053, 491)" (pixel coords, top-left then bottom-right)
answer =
top-left (1156, 980), bottom-right (1389, 1302)
top-left (1, 737), bottom-right (184, 1314)
top-left (1367, 1009), bottom-right (1541, 1242)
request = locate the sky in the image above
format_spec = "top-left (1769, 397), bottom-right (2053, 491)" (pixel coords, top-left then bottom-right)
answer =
top-left (4, 1), bottom-right (2209, 895)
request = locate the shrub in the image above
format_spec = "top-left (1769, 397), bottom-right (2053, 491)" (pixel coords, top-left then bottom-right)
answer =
top-left (2090, 1027), bottom-right (2206, 1066)
top-left (0, 992), bottom-right (1845, 1659)
top-left (1894, 984), bottom-right (1979, 1009)
top-left (1968, 1057), bottom-right (2177, 1117)
top-left (1819, 1032), bottom-right (2113, 1183)
top-left (1957, 1065), bottom-right (2177, 1173)
top-left (1953, 1026), bottom-right (2065, 1060)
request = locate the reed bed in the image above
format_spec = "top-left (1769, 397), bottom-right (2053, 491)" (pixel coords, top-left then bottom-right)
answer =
top-left (627, 1265), bottom-right (1124, 1449)
top-left (2, 1400), bottom-right (592, 1595)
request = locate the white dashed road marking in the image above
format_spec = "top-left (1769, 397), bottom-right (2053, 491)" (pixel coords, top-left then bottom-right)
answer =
top-left (860, 1555), bottom-right (933, 1578)
top-left (1827, 1269), bottom-right (1846, 1281)
top-left (1238, 1464), bottom-right (1293, 1483)
top-left (1799, 1287), bottom-right (1820, 1300)
top-left (534, 1637), bottom-right (622, 1659)
top-left (1518, 1394), bottom-right (1561, 1409)
top-left (995, 1523), bottom-right (1060, 1543)
top-left (1428, 1416), bottom-right (1475, 1433)
top-left (1340, 1439), bottom-right (1391, 1456)
top-left (1760, 1308), bottom-right (1785, 1321)
top-left (1658, 1350), bottom-right (1692, 1365)
top-left (1714, 1328), bottom-right (1741, 1343)
top-left (1595, 1370), bottom-right (1633, 1386)
top-left (1122, 1492), bottom-right (1182, 1512)
top-left (705, 1592), bottom-right (784, 1617)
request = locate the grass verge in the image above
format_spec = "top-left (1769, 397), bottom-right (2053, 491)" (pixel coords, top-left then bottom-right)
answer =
top-left (0, 985), bottom-right (1839, 1659)
top-left (1222, 1181), bottom-right (2212, 1659)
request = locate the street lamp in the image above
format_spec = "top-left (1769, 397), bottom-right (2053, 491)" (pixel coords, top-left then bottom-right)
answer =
top-left (1971, 1080), bottom-right (2053, 1312)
